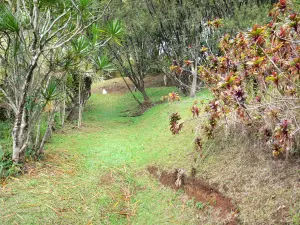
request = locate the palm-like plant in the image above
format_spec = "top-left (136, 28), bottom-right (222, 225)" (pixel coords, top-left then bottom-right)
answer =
top-left (0, 4), bottom-right (19, 32)
top-left (71, 36), bottom-right (90, 56)
top-left (42, 81), bottom-right (60, 104)
top-left (79, 0), bottom-right (92, 11)
top-left (94, 55), bottom-right (115, 73)
top-left (100, 20), bottom-right (123, 45)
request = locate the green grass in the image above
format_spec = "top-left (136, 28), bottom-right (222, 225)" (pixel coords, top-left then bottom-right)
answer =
top-left (1, 87), bottom-right (211, 225)
top-left (1, 86), bottom-right (300, 224)
top-left (0, 121), bottom-right (12, 150)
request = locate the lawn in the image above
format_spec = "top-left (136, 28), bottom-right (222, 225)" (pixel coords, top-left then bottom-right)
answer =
top-left (1, 87), bottom-right (212, 225)
top-left (1, 85), bottom-right (299, 225)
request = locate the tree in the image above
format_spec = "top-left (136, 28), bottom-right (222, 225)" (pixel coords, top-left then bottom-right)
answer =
top-left (0, 0), bottom-right (112, 163)
top-left (145, 0), bottom-right (276, 97)
top-left (107, 22), bottom-right (156, 104)
top-left (66, 33), bottom-right (117, 126)
top-left (104, 1), bottom-right (157, 104)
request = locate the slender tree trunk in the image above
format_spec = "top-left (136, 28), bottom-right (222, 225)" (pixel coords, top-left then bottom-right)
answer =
top-left (61, 80), bottom-right (66, 127)
top-left (190, 62), bottom-right (198, 98)
top-left (67, 76), bottom-right (91, 122)
top-left (78, 77), bottom-right (83, 128)
top-left (121, 76), bottom-right (142, 105)
top-left (38, 110), bottom-right (55, 156)
top-left (12, 117), bottom-right (23, 163)
top-left (164, 75), bottom-right (168, 86)
top-left (12, 110), bottom-right (28, 163)
top-left (6, 109), bottom-right (11, 120)
top-left (34, 117), bottom-right (42, 150)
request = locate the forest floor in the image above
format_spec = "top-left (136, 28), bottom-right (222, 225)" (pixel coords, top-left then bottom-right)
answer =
top-left (1, 78), bottom-right (300, 224)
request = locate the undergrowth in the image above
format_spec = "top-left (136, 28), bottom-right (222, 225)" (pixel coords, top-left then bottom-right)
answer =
top-left (0, 112), bottom-right (64, 179)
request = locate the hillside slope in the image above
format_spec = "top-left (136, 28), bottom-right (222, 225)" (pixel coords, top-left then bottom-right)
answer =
top-left (1, 85), bottom-right (299, 224)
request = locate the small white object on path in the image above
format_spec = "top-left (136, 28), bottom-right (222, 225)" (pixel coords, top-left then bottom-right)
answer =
top-left (102, 89), bottom-right (107, 95)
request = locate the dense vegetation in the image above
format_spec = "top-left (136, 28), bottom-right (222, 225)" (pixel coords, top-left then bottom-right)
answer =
top-left (0, 0), bottom-right (121, 165)
top-left (107, 0), bottom-right (277, 99)
top-left (170, 0), bottom-right (300, 161)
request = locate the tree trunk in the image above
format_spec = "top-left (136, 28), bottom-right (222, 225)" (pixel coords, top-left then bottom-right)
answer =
top-left (67, 76), bottom-right (92, 122)
top-left (12, 110), bottom-right (28, 163)
top-left (190, 63), bottom-right (198, 98)
top-left (12, 52), bottom-right (40, 163)
top-left (138, 85), bottom-right (150, 103)
top-left (78, 77), bottom-right (83, 128)
top-left (34, 117), bottom-right (42, 150)
top-left (38, 110), bottom-right (55, 156)
top-left (121, 76), bottom-right (142, 105)
top-left (61, 80), bottom-right (67, 127)
top-left (163, 75), bottom-right (168, 86)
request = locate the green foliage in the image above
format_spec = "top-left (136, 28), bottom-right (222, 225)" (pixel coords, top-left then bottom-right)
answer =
top-left (0, 4), bottom-right (19, 32)
top-left (292, 213), bottom-right (300, 225)
top-left (0, 150), bottom-right (20, 179)
top-left (94, 55), bottom-right (115, 72)
top-left (195, 201), bottom-right (205, 210)
top-left (42, 80), bottom-right (60, 104)
top-left (222, 4), bottom-right (271, 34)
top-left (0, 122), bottom-right (12, 177)
top-left (100, 20), bottom-right (123, 45)
top-left (0, 139), bottom-right (20, 179)
top-left (79, 0), bottom-right (91, 11)
top-left (186, 198), bottom-right (195, 207)
top-left (39, 0), bottom-right (61, 6)
top-left (0, 121), bottom-right (11, 141)
top-left (71, 36), bottom-right (90, 56)
top-left (90, 24), bottom-right (99, 46)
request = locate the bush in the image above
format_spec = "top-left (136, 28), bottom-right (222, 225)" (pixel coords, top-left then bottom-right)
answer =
top-left (200, 1), bottom-right (300, 159)
top-left (0, 145), bottom-right (21, 179)
top-left (0, 121), bottom-right (22, 178)
top-left (170, 1), bottom-right (300, 160)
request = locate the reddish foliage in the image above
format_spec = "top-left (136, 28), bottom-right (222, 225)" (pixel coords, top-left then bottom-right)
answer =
top-left (191, 104), bottom-right (200, 118)
top-left (198, 1), bottom-right (299, 158)
top-left (170, 113), bottom-right (183, 135)
top-left (161, 92), bottom-right (180, 103)
top-left (169, 1), bottom-right (300, 159)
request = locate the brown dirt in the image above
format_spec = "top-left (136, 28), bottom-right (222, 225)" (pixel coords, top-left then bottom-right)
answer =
top-left (92, 75), bottom-right (170, 94)
top-left (99, 172), bottom-right (115, 186)
top-left (147, 166), bottom-right (238, 224)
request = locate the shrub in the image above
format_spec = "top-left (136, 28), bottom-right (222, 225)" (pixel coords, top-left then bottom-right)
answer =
top-left (0, 145), bottom-right (21, 179)
top-left (170, 0), bottom-right (300, 160)
top-left (0, 121), bottom-right (22, 178)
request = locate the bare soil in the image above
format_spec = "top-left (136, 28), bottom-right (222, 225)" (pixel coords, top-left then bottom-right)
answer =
top-left (147, 166), bottom-right (238, 224)
top-left (92, 75), bottom-right (169, 94)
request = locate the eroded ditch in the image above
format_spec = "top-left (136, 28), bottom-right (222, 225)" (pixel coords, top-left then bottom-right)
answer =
top-left (148, 166), bottom-right (238, 224)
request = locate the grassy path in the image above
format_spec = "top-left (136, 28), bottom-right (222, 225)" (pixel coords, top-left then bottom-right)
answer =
top-left (1, 88), bottom-right (208, 225)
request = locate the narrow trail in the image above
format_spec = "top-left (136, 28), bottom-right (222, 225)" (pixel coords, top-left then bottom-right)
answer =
top-left (1, 89), bottom-right (233, 224)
